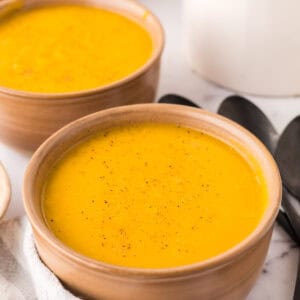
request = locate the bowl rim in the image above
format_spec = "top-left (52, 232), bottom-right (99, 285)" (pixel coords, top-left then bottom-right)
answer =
top-left (0, 161), bottom-right (11, 220)
top-left (23, 103), bottom-right (281, 278)
top-left (0, 0), bottom-right (164, 100)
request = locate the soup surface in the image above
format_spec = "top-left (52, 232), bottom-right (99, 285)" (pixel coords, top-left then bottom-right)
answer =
top-left (0, 5), bottom-right (152, 93)
top-left (43, 123), bottom-right (267, 268)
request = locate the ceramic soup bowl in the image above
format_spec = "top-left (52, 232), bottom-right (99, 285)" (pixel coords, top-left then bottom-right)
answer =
top-left (23, 104), bottom-right (281, 300)
top-left (0, 0), bottom-right (164, 150)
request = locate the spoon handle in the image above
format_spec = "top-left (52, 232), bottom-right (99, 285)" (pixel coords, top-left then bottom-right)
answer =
top-left (281, 187), bottom-right (300, 242)
top-left (281, 187), bottom-right (300, 300)
top-left (277, 210), bottom-right (300, 244)
top-left (294, 253), bottom-right (300, 300)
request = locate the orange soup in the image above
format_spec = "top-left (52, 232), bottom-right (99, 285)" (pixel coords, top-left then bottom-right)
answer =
top-left (42, 123), bottom-right (267, 268)
top-left (0, 5), bottom-right (152, 93)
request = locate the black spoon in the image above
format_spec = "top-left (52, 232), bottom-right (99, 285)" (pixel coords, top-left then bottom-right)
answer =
top-left (275, 117), bottom-right (300, 300)
top-left (158, 94), bottom-right (200, 108)
top-left (218, 95), bottom-right (300, 244)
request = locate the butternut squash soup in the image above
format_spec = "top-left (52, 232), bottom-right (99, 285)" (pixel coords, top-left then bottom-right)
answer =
top-left (0, 5), bottom-right (152, 93)
top-left (42, 123), bottom-right (267, 268)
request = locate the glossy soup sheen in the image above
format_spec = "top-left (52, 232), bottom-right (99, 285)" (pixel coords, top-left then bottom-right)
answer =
top-left (0, 5), bottom-right (152, 93)
top-left (43, 123), bottom-right (268, 268)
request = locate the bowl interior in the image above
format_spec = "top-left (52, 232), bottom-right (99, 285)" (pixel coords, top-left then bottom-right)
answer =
top-left (23, 104), bottom-right (281, 276)
top-left (0, 0), bottom-right (164, 98)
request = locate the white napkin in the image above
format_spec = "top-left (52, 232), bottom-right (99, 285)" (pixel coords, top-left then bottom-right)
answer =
top-left (0, 217), bottom-right (79, 300)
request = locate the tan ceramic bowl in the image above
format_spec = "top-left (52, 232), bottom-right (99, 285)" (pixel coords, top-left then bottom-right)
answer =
top-left (0, 0), bottom-right (164, 151)
top-left (23, 104), bottom-right (281, 300)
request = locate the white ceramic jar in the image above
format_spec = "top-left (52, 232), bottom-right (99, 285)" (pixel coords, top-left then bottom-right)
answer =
top-left (183, 0), bottom-right (300, 96)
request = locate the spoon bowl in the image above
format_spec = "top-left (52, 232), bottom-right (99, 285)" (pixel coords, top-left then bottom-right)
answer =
top-left (218, 95), bottom-right (278, 153)
top-left (158, 94), bottom-right (200, 108)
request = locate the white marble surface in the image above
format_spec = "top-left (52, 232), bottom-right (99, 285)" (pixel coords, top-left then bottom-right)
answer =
top-left (0, 0), bottom-right (299, 299)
